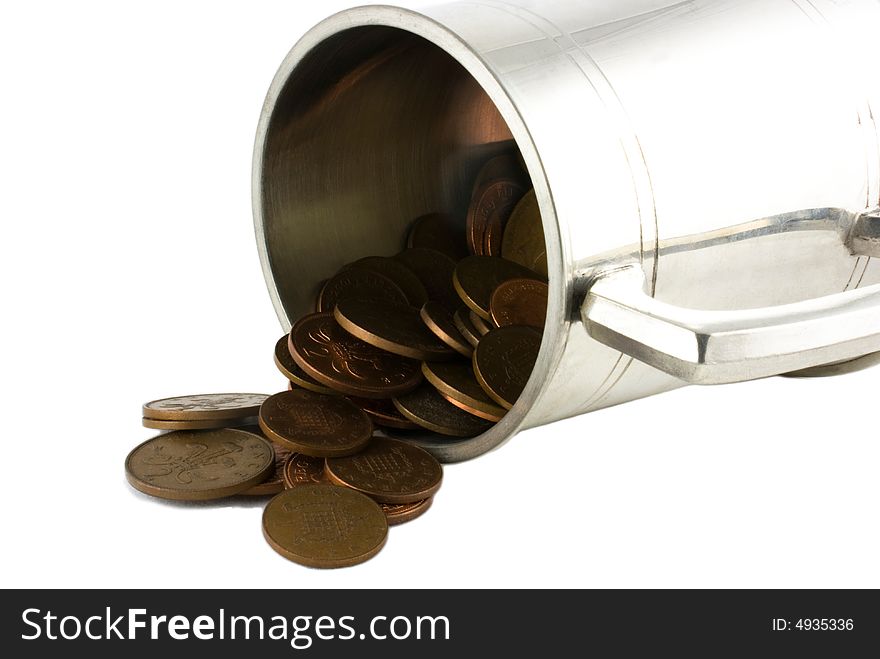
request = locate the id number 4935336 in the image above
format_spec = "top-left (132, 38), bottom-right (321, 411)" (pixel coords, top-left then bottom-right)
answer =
top-left (771, 618), bottom-right (854, 631)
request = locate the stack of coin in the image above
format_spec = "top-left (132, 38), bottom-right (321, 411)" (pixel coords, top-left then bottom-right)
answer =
top-left (128, 145), bottom-right (550, 568)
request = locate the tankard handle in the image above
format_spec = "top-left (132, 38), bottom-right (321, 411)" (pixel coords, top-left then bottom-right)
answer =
top-left (581, 210), bottom-right (880, 385)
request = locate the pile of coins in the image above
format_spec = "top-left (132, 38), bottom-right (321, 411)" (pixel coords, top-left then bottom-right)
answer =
top-left (126, 148), bottom-right (548, 568)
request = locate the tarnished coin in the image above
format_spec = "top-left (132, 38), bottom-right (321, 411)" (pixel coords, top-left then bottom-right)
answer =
top-left (282, 452), bottom-right (327, 488)
top-left (282, 453), bottom-right (430, 524)
top-left (453, 307), bottom-right (481, 348)
top-left (333, 299), bottom-right (455, 361)
top-left (394, 248), bottom-right (460, 312)
top-left (143, 393), bottom-right (268, 422)
top-left (325, 437), bottom-right (443, 504)
top-left (125, 428), bottom-right (275, 501)
top-left (262, 483), bottom-right (388, 569)
top-left (420, 301), bottom-right (472, 358)
top-left (471, 152), bottom-right (528, 198)
top-left (421, 361), bottom-right (506, 422)
top-left (392, 385), bottom-right (494, 437)
top-left (501, 189), bottom-right (548, 277)
top-left (384, 497), bottom-right (433, 526)
top-left (274, 335), bottom-right (336, 395)
top-left (490, 278), bottom-right (549, 329)
top-left (141, 416), bottom-right (258, 431)
top-left (316, 268), bottom-right (408, 313)
top-left (289, 313), bottom-right (422, 399)
top-left (258, 390), bottom-right (372, 458)
top-left (453, 256), bottom-right (544, 320)
top-left (345, 256), bottom-right (428, 307)
top-left (466, 180), bottom-right (525, 256)
top-left (348, 396), bottom-right (420, 430)
top-left (240, 431), bottom-right (291, 497)
top-left (473, 326), bottom-right (542, 410)
top-left (470, 310), bottom-right (493, 336)
top-left (406, 213), bottom-right (466, 260)
top-left (483, 182), bottom-right (527, 256)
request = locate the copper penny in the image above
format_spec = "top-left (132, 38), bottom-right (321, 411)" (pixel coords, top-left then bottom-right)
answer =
top-left (392, 384), bottom-right (494, 437)
top-left (258, 390), bottom-right (372, 458)
top-left (316, 268), bottom-right (407, 313)
top-left (333, 299), bottom-right (455, 361)
top-left (490, 278), bottom-right (549, 329)
top-left (125, 428), bottom-right (275, 501)
top-left (239, 428), bottom-right (291, 497)
top-left (406, 213), bottom-right (466, 260)
top-left (422, 361), bottom-right (506, 422)
top-left (394, 248), bottom-right (460, 312)
top-left (274, 335), bottom-right (337, 395)
top-left (473, 325), bottom-right (542, 410)
top-left (142, 393), bottom-right (268, 422)
top-left (282, 452), bottom-right (327, 488)
top-left (281, 453), bottom-right (431, 524)
top-left (470, 152), bottom-right (529, 198)
top-left (141, 416), bottom-right (258, 431)
top-left (466, 179), bottom-right (525, 256)
top-left (348, 396), bottom-right (420, 430)
top-left (289, 313), bottom-right (422, 399)
top-left (470, 309), bottom-right (493, 336)
top-left (501, 189), bottom-right (548, 277)
top-left (420, 301), bottom-right (472, 358)
top-left (345, 256), bottom-right (428, 307)
top-left (325, 437), bottom-right (443, 504)
top-left (453, 255), bottom-right (544, 320)
top-left (384, 497), bottom-right (433, 526)
top-left (453, 307), bottom-right (481, 348)
top-left (262, 484), bottom-right (388, 569)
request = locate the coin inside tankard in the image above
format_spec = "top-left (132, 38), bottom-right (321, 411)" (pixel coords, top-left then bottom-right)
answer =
top-left (125, 428), bottom-right (275, 501)
top-left (394, 248), bottom-right (460, 312)
top-left (470, 309), bottom-right (493, 336)
top-left (142, 393), bottom-right (268, 422)
top-left (466, 180), bottom-right (525, 256)
top-left (501, 189), bottom-right (548, 278)
top-left (258, 390), bottom-right (373, 458)
top-left (453, 256), bottom-right (544, 320)
top-left (421, 361), bottom-right (506, 423)
top-left (273, 335), bottom-right (336, 395)
top-left (489, 278), bottom-right (548, 329)
top-left (420, 301), bottom-right (473, 358)
top-left (393, 384), bottom-right (494, 437)
top-left (406, 213), bottom-right (467, 260)
top-left (262, 484), bottom-right (388, 569)
top-left (470, 152), bottom-right (529, 198)
top-left (289, 313), bottom-right (422, 399)
top-left (344, 256), bottom-right (428, 308)
top-left (453, 306), bottom-right (481, 348)
top-left (325, 437), bottom-right (443, 504)
top-left (473, 325), bottom-right (542, 410)
top-left (333, 298), bottom-right (456, 361)
top-left (316, 268), bottom-right (408, 313)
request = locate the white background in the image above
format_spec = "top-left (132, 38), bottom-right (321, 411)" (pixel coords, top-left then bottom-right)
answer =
top-left (1, 0), bottom-right (878, 589)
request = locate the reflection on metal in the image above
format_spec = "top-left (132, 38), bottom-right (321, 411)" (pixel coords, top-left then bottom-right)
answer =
top-left (782, 351), bottom-right (880, 378)
top-left (848, 210), bottom-right (880, 258)
top-left (583, 206), bottom-right (880, 384)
